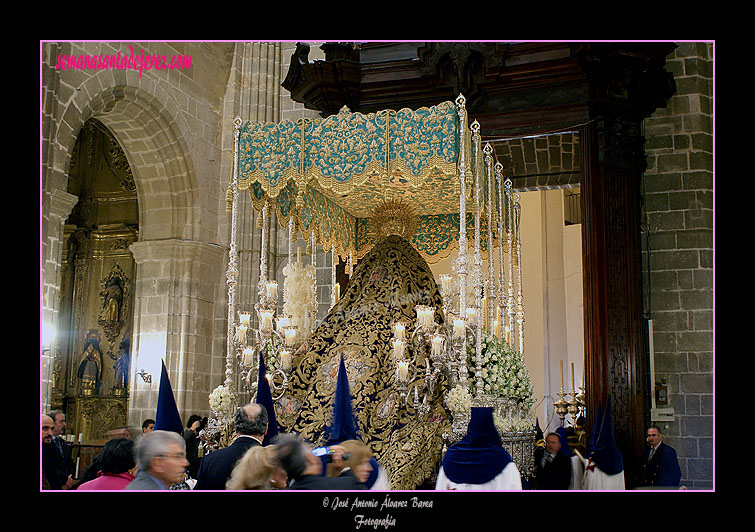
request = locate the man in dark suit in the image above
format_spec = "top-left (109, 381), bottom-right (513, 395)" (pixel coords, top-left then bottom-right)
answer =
top-left (272, 433), bottom-right (365, 490)
top-left (642, 425), bottom-right (682, 488)
top-left (194, 403), bottom-right (268, 490)
top-left (42, 410), bottom-right (75, 490)
top-left (533, 431), bottom-right (572, 490)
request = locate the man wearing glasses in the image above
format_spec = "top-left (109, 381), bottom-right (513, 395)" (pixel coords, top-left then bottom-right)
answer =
top-left (126, 430), bottom-right (189, 490)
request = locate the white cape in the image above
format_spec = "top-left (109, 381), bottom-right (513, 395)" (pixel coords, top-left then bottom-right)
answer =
top-left (435, 461), bottom-right (522, 491)
top-left (583, 459), bottom-right (625, 490)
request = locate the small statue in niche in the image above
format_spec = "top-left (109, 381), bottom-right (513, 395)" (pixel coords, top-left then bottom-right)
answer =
top-left (100, 277), bottom-right (123, 325)
top-left (112, 336), bottom-right (130, 396)
top-left (77, 330), bottom-right (103, 396)
top-left (98, 264), bottom-right (130, 344)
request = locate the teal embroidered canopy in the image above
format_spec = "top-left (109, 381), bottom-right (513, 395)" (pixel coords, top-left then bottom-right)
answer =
top-left (230, 96), bottom-right (500, 263)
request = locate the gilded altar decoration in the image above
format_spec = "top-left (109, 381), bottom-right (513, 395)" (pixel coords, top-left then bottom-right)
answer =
top-left (77, 330), bottom-right (103, 396)
top-left (97, 263), bottom-right (130, 348)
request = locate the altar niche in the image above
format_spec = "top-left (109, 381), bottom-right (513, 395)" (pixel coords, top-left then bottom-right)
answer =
top-left (56, 118), bottom-right (138, 446)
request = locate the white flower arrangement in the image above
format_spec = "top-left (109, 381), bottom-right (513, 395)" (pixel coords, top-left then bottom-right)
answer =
top-left (208, 384), bottom-right (236, 418)
top-left (494, 409), bottom-right (536, 434)
top-left (445, 384), bottom-right (473, 414)
top-left (466, 331), bottom-right (535, 412)
top-left (282, 261), bottom-right (317, 344)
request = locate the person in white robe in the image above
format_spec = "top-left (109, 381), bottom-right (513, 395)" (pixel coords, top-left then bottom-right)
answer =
top-left (435, 407), bottom-right (522, 491)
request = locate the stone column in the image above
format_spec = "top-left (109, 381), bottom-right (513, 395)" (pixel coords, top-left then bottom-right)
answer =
top-left (128, 239), bottom-right (225, 426)
top-left (41, 187), bottom-right (78, 411)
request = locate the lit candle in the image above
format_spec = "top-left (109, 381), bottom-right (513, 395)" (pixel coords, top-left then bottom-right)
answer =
top-left (284, 326), bottom-right (297, 347)
top-left (453, 318), bottom-right (466, 339)
top-left (560, 359), bottom-right (564, 390)
top-left (242, 346), bottom-right (254, 366)
top-left (493, 320), bottom-right (500, 338)
top-left (260, 310), bottom-right (273, 333)
top-left (237, 324), bottom-right (248, 344)
top-left (280, 349), bottom-right (292, 371)
top-left (397, 360), bottom-right (409, 382)
top-left (276, 316), bottom-right (290, 333)
top-left (393, 322), bottom-right (405, 341)
top-left (431, 335), bottom-right (443, 357)
top-left (439, 274), bottom-right (452, 297)
top-left (266, 281), bottom-right (278, 301)
top-left (392, 339), bottom-right (405, 360)
top-left (423, 308), bottom-right (434, 329)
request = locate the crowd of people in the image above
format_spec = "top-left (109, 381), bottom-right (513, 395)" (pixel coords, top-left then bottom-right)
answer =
top-left (41, 405), bottom-right (683, 491)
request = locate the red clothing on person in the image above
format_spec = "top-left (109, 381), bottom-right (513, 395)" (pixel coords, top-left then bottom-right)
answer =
top-left (76, 471), bottom-right (136, 490)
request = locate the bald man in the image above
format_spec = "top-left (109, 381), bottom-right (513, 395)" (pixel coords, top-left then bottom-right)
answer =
top-left (194, 403), bottom-right (268, 490)
top-left (41, 414), bottom-right (74, 490)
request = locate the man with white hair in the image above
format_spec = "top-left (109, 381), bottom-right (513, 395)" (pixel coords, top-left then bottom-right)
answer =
top-left (126, 430), bottom-right (189, 490)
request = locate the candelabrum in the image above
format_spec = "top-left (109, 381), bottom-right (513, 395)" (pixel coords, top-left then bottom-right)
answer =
top-left (389, 274), bottom-right (480, 419)
top-left (553, 383), bottom-right (586, 426)
top-left (234, 280), bottom-right (294, 401)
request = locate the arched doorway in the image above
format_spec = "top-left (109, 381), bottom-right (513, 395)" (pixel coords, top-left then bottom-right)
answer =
top-left (53, 118), bottom-right (138, 456)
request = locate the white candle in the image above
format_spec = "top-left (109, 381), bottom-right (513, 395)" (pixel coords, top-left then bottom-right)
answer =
top-left (397, 360), bottom-right (409, 382)
top-left (465, 307), bottom-right (477, 324)
top-left (493, 320), bottom-right (500, 338)
top-left (297, 246), bottom-right (301, 263)
top-left (266, 281), bottom-right (278, 301)
top-left (280, 349), bottom-right (292, 371)
top-left (453, 318), bottom-right (466, 339)
top-left (75, 456), bottom-right (80, 479)
top-left (260, 310), bottom-right (273, 333)
top-left (560, 359), bottom-right (564, 390)
top-left (242, 346), bottom-right (254, 366)
top-left (78, 433), bottom-right (83, 444)
top-left (392, 339), bottom-right (405, 360)
top-left (393, 322), bottom-right (405, 341)
top-left (284, 326), bottom-right (297, 347)
top-left (239, 311), bottom-right (251, 326)
top-left (431, 335), bottom-right (443, 357)
top-left (439, 274), bottom-right (452, 296)
top-left (276, 316), bottom-right (290, 333)
top-left (237, 324), bottom-right (248, 344)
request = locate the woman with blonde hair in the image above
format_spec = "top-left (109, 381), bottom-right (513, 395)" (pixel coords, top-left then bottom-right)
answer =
top-left (325, 439), bottom-right (373, 485)
top-left (226, 445), bottom-right (287, 490)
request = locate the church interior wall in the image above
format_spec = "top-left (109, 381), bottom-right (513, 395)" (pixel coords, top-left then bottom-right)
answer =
top-left (639, 42), bottom-right (713, 489)
top-left (41, 40), bottom-right (713, 489)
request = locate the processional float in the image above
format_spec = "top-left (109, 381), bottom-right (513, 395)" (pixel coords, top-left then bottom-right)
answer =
top-left (203, 95), bottom-right (540, 485)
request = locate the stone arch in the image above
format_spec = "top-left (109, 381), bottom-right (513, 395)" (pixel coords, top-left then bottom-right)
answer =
top-left (52, 80), bottom-right (198, 242)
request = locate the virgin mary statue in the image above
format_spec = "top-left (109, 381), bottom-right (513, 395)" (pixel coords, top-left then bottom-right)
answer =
top-left (276, 233), bottom-right (452, 490)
